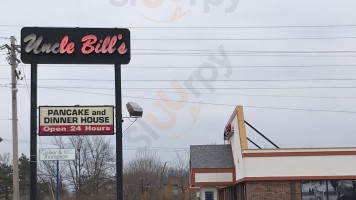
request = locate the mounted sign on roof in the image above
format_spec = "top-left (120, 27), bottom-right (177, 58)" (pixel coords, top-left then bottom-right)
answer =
top-left (21, 27), bottom-right (130, 64)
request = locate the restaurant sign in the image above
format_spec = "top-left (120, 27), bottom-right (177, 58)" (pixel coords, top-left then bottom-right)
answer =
top-left (21, 27), bottom-right (130, 64)
top-left (39, 106), bottom-right (114, 136)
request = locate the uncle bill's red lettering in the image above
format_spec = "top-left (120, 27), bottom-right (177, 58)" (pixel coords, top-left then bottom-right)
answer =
top-left (23, 34), bottom-right (128, 55)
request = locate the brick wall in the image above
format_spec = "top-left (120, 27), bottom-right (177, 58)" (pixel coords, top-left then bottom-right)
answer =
top-left (246, 181), bottom-right (301, 200)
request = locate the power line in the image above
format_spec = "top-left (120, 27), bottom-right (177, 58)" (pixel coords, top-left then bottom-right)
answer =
top-left (4, 39), bottom-right (356, 54)
top-left (111, 64), bottom-right (356, 68)
top-left (124, 145), bottom-right (188, 150)
top-left (4, 44), bottom-right (356, 54)
top-left (4, 35), bottom-right (356, 42)
top-left (1, 139), bottom-right (54, 145)
top-left (134, 49), bottom-right (356, 54)
top-left (132, 36), bottom-right (356, 41)
top-left (17, 120), bottom-right (30, 150)
top-left (13, 84), bottom-right (356, 95)
top-left (125, 95), bottom-right (356, 114)
top-left (19, 51), bottom-right (347, 57)
top-left (128, 24), bottom-right (356, 29)
top-left (130, 53), bottom-right (356, 57)
top-left (122, 89), bottom-right (356, 100)
top-left (3, 78), bottom-right (356, 82)
top-left (0, 83), bottom-right (10, 87)
top-left (18, 85), bottom-right (356, 90)
top-left (7, 35), bottom-right (356, 42)
top-left (134, 49), bottom-right (356, 55)
top-left (20, 63), bottom-right (31, 99)
top-left (3, 24), bottom-right (356, 28)
top-left (5, 84), bottom-right (356, 99)
top-left (1, 138), bottom-right (176, 150)
top-left (123, 148), bottom-right (189, 152)
top-left (2, 64), bottom-right (356, 69)
top-left (3, 52), bottom-right (356, 58)
top-left (0, 25), bottom-right (24, 27)
top-left (36, 87), bottom-right (356, 114)
top-left (1, 138), bottom-right (189, 151)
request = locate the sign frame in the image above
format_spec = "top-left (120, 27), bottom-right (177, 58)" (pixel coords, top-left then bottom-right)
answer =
top-left (21, 27), bottom-right (131, 64)
top-left (38, 105), bottom-right (115, 136)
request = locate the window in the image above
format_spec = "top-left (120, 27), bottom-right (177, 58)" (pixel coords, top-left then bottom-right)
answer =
top-left (241, 183), bottom-right (246, 200)
top-left (205, 191), bottom-right (214, 200)
top-left (302, 180), bottom-right (355, 200)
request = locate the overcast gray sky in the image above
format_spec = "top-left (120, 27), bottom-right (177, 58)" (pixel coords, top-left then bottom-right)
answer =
top-left (1, 0), bottom-right (356, 162)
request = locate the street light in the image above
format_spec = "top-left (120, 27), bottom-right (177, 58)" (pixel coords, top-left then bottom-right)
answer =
top-left (126, 102), bottom-right (143, 118)
top-left (122, 103), bottom-right (143, 134)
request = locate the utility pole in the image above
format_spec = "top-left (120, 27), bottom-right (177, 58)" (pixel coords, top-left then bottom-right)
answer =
top-left (8, 36), bottom-right (20, 200)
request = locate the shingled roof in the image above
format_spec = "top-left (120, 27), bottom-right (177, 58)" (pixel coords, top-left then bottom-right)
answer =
top-left (190, 145), bottom-right (234, 169)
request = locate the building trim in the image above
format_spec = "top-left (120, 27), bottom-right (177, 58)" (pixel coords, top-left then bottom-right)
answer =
top-left (193, 181), bottom-right (235, 186)
top-left (191, 168), bottom-right (235, 186)
top-left (192, 174), bottom-right (356, 186)
top-left (236, 106), bottom-right (248, 151)
top-left (217, 186), bottom-right (229, 190)
top-left (234, 175), bottom-right (356, 184)
top-left (244, 146), bottom-right (356, 151)
top-left (242, 151), bottom-right (356, 157)
top-left (189, 187), bottom-right (200, 191)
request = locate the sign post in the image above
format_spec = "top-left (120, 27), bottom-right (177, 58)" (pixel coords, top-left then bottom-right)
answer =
top-left (57, 160), bottom-right (59, 200)
top-left (30, 63), bottom-right (37, 200)
top-left (40, 149), bottom-right (76, 200)
top-left (115, 64), bottom-right (123, 200)
top-left (21, 27), bottom-right (131, 200)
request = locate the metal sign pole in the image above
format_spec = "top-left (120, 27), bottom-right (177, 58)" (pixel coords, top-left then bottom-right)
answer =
top-left (115, 64), bottom-right (123, 200)
top-left (57, 160), bottom-right (59, 200)
top-left (30, 63), bottom-right (38, 200)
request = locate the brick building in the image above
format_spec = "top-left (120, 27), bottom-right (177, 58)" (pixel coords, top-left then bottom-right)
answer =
top-left (190, 106), bottom-right (356, 200)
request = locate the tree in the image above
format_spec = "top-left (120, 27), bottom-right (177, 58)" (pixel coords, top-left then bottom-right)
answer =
top-left (53, 136), bottom-right (86, 196)
top-left (122, 150), bottom-right (192, 200)
top-left (19, 153), bottom-right (30, 196)
top-left (123, 150), bottom-right (164, 200)
top-left (52, 136), bottom-right (115, 200)
top-left (82, 136), bottom-right (115, 198)
top-left (0, 153), bottom-right (13, 200)
top-left (38, 156), bottom-right (70, 200)
top-left (172, 152), bottom-right (190, 200)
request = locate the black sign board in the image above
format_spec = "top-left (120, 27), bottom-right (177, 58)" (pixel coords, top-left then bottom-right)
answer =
top-left (21, 27), bottom-right (130, 64)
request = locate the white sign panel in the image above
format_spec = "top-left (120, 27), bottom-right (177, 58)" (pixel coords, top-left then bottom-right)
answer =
top-left (39, 106), bottom-right (114, 135)
top-left (39, 149), bottom-right (76, 161)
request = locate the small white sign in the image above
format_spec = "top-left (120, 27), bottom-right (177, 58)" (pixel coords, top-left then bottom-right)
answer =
top-left (39, 149), bottom-right (76, 161)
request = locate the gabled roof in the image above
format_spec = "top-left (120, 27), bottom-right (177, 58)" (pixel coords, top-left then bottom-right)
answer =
top-left (190, 145), bottom-right (234, 169)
